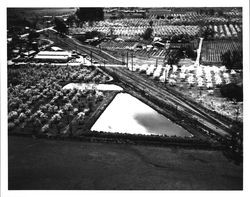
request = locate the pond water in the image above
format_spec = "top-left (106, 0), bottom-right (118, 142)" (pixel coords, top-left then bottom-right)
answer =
top-left (91, 93), bottom-right (192, 137)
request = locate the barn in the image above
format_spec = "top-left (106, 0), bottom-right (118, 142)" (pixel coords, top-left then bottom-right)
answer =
top-left (34, 51), bottom-right (72, 63)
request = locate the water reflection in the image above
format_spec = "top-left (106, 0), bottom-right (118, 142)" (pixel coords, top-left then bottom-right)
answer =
top-left (91, 93), bottom-right (192, 137)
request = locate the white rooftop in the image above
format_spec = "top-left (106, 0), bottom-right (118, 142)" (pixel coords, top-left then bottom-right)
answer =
top-left (36, 51), bottom-right (71, 57)
top-left (51, 46), bottom-right (63, 51)
top-left (34, 55), bottom-right (68, 60)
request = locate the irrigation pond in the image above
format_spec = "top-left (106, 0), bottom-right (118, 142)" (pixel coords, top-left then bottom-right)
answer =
top-left (91, 93), bottom-right (193, 137)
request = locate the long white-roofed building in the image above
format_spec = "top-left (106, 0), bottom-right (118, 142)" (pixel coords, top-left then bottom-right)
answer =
top-left (33, 51), bottom-right (72, 63)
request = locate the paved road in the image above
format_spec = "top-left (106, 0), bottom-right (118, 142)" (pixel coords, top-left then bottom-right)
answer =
top-left (194, 37), bottom-right (204, 66)
top-left (20, 26), bottom-right (54, 38)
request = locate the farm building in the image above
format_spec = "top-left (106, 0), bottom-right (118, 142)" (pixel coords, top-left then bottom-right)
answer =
top-left (22, 50), bottom-right (37, 57)
top-left (51, 46), bottom-right (63, 51)
top-left (148, 8), bottom-right (172, 16)
top-left (154, 41), bottom-right (165, 48)
top-left (33, 51), bottom-right (72, 63)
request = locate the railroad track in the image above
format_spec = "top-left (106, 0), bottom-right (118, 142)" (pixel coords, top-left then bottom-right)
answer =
top-left (46, 30), bottom-right (234, 139)
top-left (47, 30), bottom-right (122, 64)
top-left (105, 66), bottom-right (232, 138)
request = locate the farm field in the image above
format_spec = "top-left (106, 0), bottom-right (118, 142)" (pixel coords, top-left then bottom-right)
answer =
top-left (8, 64), bottom-right (111, 137)
top-left (98, 40), bottom-right (198, 60)
top-left (7, 8), bottom-right (76, 34)
top-left (8, 136), bottom-right (243, 190)
top-left (6, 7), bottom-right (244, 191)
top-left (126, 63), bottom-right (243, 122)
top-left (73, 9), bottom-right (242, 27)
top-left (70, 24), bottom-right (200, 37)
top-left (7, 8), bottom-right (76, 21)
top-left (201, 40), bottom-right (242, 64)
top-left (102, 45), bottom-right (168, 59)
top-left (208, 24), bottom-right (242, 39)
top-left (148, 9), bottom-right (241, 24)
top-left (199, 24), bottom-right (242, 40)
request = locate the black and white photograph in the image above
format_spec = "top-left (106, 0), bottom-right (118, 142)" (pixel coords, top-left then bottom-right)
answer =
top-left (1, 0), bottom-right (249, 195)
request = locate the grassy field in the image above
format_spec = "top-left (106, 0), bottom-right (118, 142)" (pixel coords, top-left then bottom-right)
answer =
top-left (7, 8), bottom-right (76, 19)
top-left (7, 8), bottom-right (76, 31)
top-left (8, 136), bottom-right (242, 190)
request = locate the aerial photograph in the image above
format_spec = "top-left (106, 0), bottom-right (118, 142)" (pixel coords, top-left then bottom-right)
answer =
top-left (5, 5), bottom-right (245, 191)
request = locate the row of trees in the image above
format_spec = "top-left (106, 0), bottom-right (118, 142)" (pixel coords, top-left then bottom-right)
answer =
top-left (141, 21), bottom-right (154, 41)
top-left (166, 45), bottom-right (196, 65)
top-left (169, 34), bottom-right (194, 43)
top-left (221, 50), bottom-right (242, 69)
top-left (197, 8), bottom-right (224, 17)
top-left (75, 8), bottom-right (104, 23)
top-left (220, 83), bottom-right (243, 102)
top-left (201, 26), bottom-right (215, 40)
top-left (66, 8), bottom-right (104, 28)
top-left (54, 17), bottom-right (68, 34)
top-left (8, 64), bottom-right (108, 136)
top-left (55, 8), bottom-right (105, 33)
top-left (142, 28), bottom-right (153, 40)
top-left (7, 17), bottom-right (38, 32)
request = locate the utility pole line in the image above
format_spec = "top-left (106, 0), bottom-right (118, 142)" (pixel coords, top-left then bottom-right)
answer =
top-left (127, 51), bottom-right (129, 68)
top-left (131, 52), bottom-right (134, 71)
top-left (90, 51), bottom-right (93, 66)
top-left (121, 53), bottom-right (124, 65)
top-left (165, 68), bottom-right (168, 83)
top-left (235, 106), bottom-right (240, 122)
